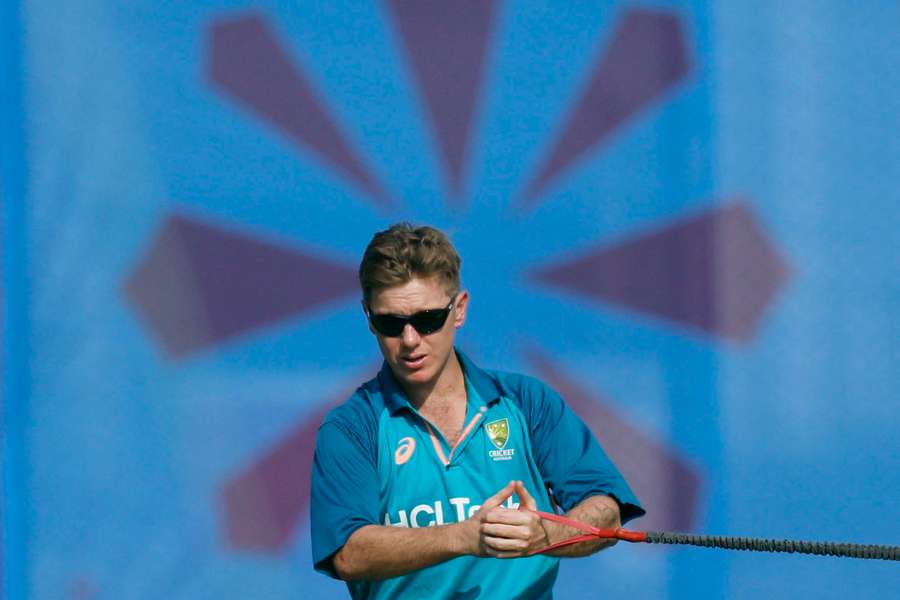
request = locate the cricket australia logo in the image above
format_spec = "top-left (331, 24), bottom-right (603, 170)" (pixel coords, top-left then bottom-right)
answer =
top-left (485, 418), bottom-right (515, 461)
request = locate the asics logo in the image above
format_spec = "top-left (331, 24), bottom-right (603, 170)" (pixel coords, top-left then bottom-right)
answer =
top-left (395, 436), bottom-right (416, 465)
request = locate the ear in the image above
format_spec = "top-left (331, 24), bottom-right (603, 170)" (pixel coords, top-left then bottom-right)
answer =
top-left (453, 290), bottom-right (469, 328)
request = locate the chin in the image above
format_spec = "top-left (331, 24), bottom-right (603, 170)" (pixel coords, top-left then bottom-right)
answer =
top-left (399, 367), bottom-right (432, 385)
top-left (392, 360), bottom-right (435, 386)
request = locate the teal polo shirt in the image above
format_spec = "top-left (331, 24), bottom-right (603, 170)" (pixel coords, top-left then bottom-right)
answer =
top-left (311, 350), bottom-right (644, 599)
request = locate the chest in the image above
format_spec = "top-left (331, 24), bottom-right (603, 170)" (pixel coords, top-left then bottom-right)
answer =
top-left (418, 403), bottom-right (466, 447)
top-left (376, 406), bottom-right (547, 527)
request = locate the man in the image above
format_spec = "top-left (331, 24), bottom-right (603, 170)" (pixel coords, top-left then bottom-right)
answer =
top-left (311, 223), bottom-right (644, 599)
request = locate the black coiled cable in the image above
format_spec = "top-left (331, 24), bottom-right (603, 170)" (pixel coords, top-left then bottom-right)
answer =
top-left (644, 531), bottom-right (900, 561)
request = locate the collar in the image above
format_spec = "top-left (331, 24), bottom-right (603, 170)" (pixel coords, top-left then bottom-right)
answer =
top-left (378, 348), bottom-right (503, 415)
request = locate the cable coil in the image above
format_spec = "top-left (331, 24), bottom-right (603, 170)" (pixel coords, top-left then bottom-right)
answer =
top-left (531, 511), bottom-right (900, 561)
top-left (644, 531), bottom-right (900, 561)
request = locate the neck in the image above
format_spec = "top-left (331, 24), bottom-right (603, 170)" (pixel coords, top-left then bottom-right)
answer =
top-left (401, 351), bottom-right (465, 409)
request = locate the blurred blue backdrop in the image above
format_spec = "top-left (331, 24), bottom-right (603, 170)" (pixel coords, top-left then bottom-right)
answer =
top-left (2, 1), bottom-right (899, 598)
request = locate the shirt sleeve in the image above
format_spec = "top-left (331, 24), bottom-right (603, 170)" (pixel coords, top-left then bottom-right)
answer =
top-left (310, 419), bottom-right (381, 578)
top-left (522, 378), bottom-right (645, 524)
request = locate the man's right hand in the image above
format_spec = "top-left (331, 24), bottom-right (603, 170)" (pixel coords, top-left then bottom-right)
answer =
top-left (336, 480), bottom-right (541, 581)
top-left (456, 480), bottom-right (529, 557)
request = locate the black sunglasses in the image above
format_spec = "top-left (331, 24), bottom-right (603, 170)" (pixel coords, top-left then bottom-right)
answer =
top-left (366, 296), bottom-right (457, 337)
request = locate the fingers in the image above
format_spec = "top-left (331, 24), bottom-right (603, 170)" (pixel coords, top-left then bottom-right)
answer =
top-left (513, 480), bottom-right (538, 511)
top-left (481, 507), bottom-right (531, 526)
top-left (480, 517), bottom-right (547, 558)
top-left (480, 480), bottom-right (539, 524)
top-left (473, 481), bottom-right (550, 558)
top-left (481, 522), bottom-right (530, 539)
top-left (482, 535), bottom-right (532, 554)
top-left (479, 507), bottom-right (549, 559)
top-left (480, 480), bottom-right (516, 513)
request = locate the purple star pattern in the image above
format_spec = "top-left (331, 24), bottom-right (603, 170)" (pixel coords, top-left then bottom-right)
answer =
top-left (386, 0), bottom-right (498, 201)
top-left (530, 202), bottom-right (791, 342)
top-left (120, 7), bottom-right (792, 555)
top-left (518, 10), bottom-right (690, 210)
top-left (221, 395), bottom-right (341, 552)
top-left (124, 214), bottom-right (357, 357)
top-left (208, 13), bottom-right (393, 209)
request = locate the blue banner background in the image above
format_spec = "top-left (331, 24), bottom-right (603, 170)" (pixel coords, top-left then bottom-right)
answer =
top-left (2, 1), bottom-right (899, 598)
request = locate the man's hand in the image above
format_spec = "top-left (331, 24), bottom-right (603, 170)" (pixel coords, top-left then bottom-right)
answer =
top-left (472, 480), bottom-right (550, 558)
top-left (336, 483), bottom-right (524, 580)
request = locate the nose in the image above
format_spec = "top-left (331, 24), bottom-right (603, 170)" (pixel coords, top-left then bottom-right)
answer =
top-left (400, 323), bottom-right (420, 347)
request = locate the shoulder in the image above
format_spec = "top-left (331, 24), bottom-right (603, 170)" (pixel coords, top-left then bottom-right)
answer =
top-left (457, 350), bottom-right (566, 422)
top-left (483, 369), bottom-right (566, 420)
top-left (317, 376), bottom-right (384, 453)
top-left (490, 369), bottom-right (554, 398)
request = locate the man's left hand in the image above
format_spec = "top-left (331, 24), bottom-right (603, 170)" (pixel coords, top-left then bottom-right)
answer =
top-left (478, 481), bottom-right (549, 558)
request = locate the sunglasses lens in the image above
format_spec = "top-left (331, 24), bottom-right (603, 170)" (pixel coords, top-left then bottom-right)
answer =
top-left (370, 314), bottom-right (406, 337)
top-left (409, 308), bottom-right (450, 335)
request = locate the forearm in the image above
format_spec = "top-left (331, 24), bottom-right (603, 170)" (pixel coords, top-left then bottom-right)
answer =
top-left (333, 522), bottom-right (469, 581)
top-left (543, 495), bottom-right (621, 557)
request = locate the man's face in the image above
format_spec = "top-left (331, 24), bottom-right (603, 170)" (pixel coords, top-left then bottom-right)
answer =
top-left (366, 276), bottom-right (468, 390)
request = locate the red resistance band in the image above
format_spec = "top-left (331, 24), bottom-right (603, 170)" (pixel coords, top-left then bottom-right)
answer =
top-left (528, 511), bottom-right (900, 561)
top-left (528, 510), bottom-right (646, 555)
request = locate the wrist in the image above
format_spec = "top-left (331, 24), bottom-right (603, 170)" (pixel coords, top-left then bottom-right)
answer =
top-left (540, 518), bottom-right (565, 546)
top-left (447, 521), bottom-right (476, 557)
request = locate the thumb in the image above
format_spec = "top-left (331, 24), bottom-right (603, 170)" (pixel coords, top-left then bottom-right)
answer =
top-left (481, 480), bottom-right (516, 512)
top-left (514, 480), bottom-right (538, 511)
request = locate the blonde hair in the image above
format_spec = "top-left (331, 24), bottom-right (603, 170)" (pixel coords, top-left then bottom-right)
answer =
top-left (359, 223), bottom-right (461, 303)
